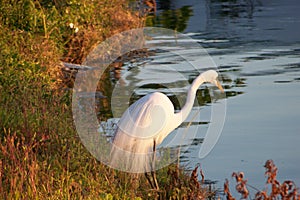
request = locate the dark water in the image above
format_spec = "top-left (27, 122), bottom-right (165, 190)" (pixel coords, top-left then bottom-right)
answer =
top-left (96, 0), bottom-right (300, 196)
top-left (149, 0), bottom-right (300, 195)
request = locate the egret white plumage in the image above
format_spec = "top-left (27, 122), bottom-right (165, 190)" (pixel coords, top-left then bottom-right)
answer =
top-left (110, 70), bottom-right (224, 189)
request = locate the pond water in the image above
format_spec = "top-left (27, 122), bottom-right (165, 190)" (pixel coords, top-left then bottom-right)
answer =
top-left (96, 0), bottom-right (300, 195)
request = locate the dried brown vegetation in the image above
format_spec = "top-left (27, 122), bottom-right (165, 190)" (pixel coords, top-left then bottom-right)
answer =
top-left (149, 164), bottom-right (214, 200)
top-left (0, 0), bottom-right (151, 198)
top-left (224, 160), bottom-right (300, 200)
top-left (62, 0), bottom-right (146, 65)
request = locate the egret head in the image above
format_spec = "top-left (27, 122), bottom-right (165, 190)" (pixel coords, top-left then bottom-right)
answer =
top-left (201, 70), bottom-right (224, 92)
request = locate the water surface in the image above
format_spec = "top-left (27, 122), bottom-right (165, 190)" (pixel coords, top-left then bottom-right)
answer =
top-left (98, 0), bottom-right (300, 195)
top-left (153, 0), bottom-right (300, 193)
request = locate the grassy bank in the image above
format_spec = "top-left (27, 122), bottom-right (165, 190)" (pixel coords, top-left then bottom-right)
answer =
top-left (0, 0), bottom-right (211, 199)
top-left (2, 1), bottom-right (300, 199)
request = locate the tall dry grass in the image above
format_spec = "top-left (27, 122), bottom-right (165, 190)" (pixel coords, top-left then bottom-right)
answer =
top-left (0, 0), bottom-right (149, 199)
top-left (224, 160), bottom-right (300, 200)
top-left (0, 0), bottom-right (213, 199)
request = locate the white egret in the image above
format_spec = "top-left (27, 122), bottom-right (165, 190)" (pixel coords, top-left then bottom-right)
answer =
top-left (110, 70), bottom-right (224, 189)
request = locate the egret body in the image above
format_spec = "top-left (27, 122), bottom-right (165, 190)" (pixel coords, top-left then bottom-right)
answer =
top-left (110, 70), bottom-right (224, 188)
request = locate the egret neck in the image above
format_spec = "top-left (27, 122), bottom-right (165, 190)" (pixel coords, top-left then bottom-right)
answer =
top-left (173, 75), bottom-right (205, 128)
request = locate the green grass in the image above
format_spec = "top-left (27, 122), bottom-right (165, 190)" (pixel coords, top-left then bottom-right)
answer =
top-left (0, 0), bottom-right (212, 199)
top-left (2, 1), bottom-right (299, 199)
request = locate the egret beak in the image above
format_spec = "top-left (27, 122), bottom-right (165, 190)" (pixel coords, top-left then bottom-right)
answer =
top-left (215, 80), bottom-right (224, 93)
